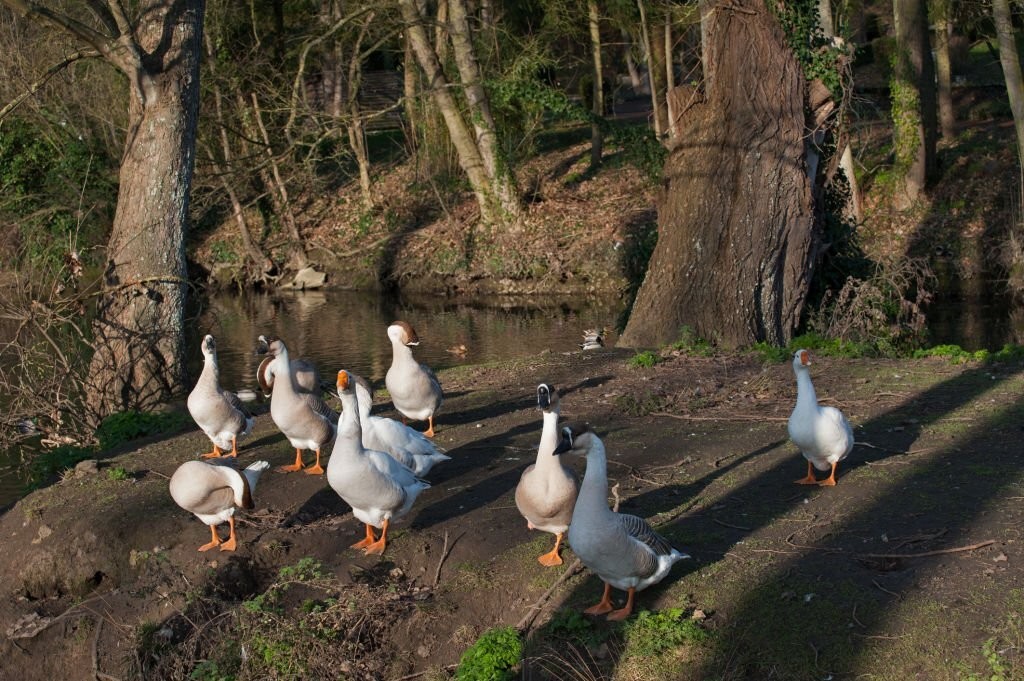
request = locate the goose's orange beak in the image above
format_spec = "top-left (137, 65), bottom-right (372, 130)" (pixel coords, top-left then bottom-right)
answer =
top-left (800, 350), bottom-right (810, 366)
top-left (337, 370), bottom-right (349, 390)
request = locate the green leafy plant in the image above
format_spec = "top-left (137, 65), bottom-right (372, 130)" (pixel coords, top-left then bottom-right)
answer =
top-left (622, 608), bottom-right (708, 656)
top-left (107, 466), bottom-right (131, 482)
top-left (189, 660), bottom-right (235, 681)
top-left (670, 326), bottom-right (715, 356)
top-left (456, 626), bottom-right (523, 681)
top-left (544, 609), bottom-right (609, 648)
top-left (96, 411), bottom-right (189, 451)
top-left (279, 557), bottom-right (326, 582)
top-left (628, 351), bottom-right (660, 369)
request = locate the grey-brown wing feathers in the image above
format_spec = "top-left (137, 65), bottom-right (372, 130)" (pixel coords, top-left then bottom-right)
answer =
top-left (191, 485), bottom-right (238, 516)
top-left (618, 513), bottom-right (674, 555)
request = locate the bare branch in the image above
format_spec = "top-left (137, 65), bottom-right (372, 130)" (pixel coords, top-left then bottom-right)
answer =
top-left (0, 48), bottom-right (100, 122)
top-left (2, 0), bottom-right (114, 56)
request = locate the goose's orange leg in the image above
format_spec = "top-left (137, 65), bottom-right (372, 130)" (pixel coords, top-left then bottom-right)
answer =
top-left (538, 532), bottom-right (564, 566)
top-left (304, 448), bottom-right (325, 475)
top-left (363, 519), bottom-right (390, 555)
top-left (277, 448), bottom-right (304, 472)
top-left (200, 444), bottom-right (223, 459)
top-left (584, 583), bottom-right (615, 615)
top-left (818, 462), bottom-right (839, 487)
top-left (351, 524), bottom-right (377, 550)
top-left (228, 435), bottom-right (239, 458)
top-left (794, 460), bottom-right (818, 485)
top-left (198, 524), bottom-right (222, 552)
top-left (424, 416), bottom-right (436, 438)
top-left (220, 517), bottom-right (238, 552)
top-left (607, 587), bottom-right (636, 621)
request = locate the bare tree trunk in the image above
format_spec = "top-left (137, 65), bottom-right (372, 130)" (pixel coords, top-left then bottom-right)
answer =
top-left (588, 0), bottom-right (604, 168)
top-left (664, 10), bottom-right (677, 139)
top-left (622, 29), bottom-right (644, 91)
top-left (637, 0), bottom-right (667, 137)
top-left (931, 0), bottom-right (955, 141)
top-left (347, 11), bottom-right (375, 209)
top-left (398, 0), bottom-right (501, 224)
top-left (0, 0), bottom-right (205, 417)
top-left (993, 0), bottom-right (1024, 168)
top-left (892, 0), bottom-right (937, 208)
top-left (447, 0), bottom-right (520, 217)
top-left (619, 0), bottom-right (816, 349)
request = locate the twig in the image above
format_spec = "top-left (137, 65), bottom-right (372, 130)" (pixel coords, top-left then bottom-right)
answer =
top-left (713, 518), bottom-right (752, 531)
top-left (516, 559), bottom-right (584, 632)
top-left (91, 616), bottom-right (121, 681)
top-left (852, 603), bottom-right (865, 628)
top-left (872, 579), bottom-right (902, 599)
top-left (394, 664), bottom-right (459, 681)
top-left (860, 539), bottom-right (995, 559)
top-left (432, 530), bottom-right (456, 588)
top-left (611, 483), bottom-right (621, 512)
top-left (651, 412), bottom-right (788, 422)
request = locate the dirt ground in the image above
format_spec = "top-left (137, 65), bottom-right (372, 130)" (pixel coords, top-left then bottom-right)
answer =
top-left (1, 347), bottom-right (1023, 680)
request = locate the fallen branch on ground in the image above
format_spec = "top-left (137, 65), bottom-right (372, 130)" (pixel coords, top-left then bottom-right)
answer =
top-left (860, 539), bottom-right (995, 559)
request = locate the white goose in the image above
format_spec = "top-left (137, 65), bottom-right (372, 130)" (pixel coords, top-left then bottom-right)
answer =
top-left (255, 334), bottom-right (322, 397)
top-left (169, 459), bottom-right (270, 552)
top-left (514, 383), bottom-right (579, 566)
top-left (353, 374), bottom-right (450, 477)
top-left (562, 423), bottom-right (689, 620)
top-left (329, 370), bottom-right (431, 555)
top-left (385, 321), bottom-right (444, 437)
top-left (787, 348), bottom-right (854, 487)
top-left (263, 338), bottom-right (337, 475)
top-left (187, 335), bottom-right (254, 458)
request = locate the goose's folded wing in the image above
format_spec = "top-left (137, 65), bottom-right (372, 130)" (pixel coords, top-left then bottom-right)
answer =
top-left (299, 392), bottom-right (338, 422)
top-left (420, 363), bottom-right (444, 397)
top-left (618, 513), bottom-right (674, 555)
top-left (224, 390), bottom-right (250, 417)
top-left (189, 485), bottom-right (237, 515)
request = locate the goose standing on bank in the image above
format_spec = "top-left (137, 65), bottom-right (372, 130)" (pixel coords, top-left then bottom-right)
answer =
top-left (169, 459), bottom-right (270, 552)
top-left (353, 374), bottom-right (450, 477)
top-left (788, 348), bottom-right (854, 486)
top-left (561, 423), bottom-right (689, 620)
top-left (329, 370), bottom-right (431, 555)
top-left (515, 383), bottom-right (578, 566)
top-left (262, 338), bottom-right (337, 475)
top-left (255, 334), bottom-right (323, 397)
top-left (187, 335), bottom-right (254, 458)
top-left (385, 321), bottom-right (443, 437)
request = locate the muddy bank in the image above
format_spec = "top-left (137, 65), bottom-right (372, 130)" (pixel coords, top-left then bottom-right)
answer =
top-left (1, 348), bottom-right (1023, 679)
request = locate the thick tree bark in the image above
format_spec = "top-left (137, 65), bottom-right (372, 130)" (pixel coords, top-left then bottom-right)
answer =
top-left (931, 0), bottom-right (955, 141)
top-left (588, 0), bottom-right (604, 168)
top-left (1, 0), bottom-right (204, 418)
top-left (993, 0), bottom-right (1024, 168)
top-left (892, 0), bottom-right (937, 208)
top-left (619, 0), bottom-right (816, 349)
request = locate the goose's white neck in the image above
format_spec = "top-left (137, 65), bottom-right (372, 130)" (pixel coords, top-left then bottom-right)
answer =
top-left (534, 408), bottom-right (562, 469)
top-left (270, 350), bottom-right (300, 399)
top-left (199, 353), bottom-right (219, 383)
top-left (794, 368), bottom-right (819, 412)
top-left (337, 389), bottom-right (363, 441)
top-left (390, 339), bottom-right (414, 362)
top-left (576, 438), bottom-right (614, 518)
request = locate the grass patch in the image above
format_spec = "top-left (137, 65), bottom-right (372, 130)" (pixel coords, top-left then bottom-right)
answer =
top-left (627, 350), bottom-right (660, 369)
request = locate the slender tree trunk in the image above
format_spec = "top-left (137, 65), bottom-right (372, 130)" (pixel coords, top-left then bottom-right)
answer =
top-left (588, 0), bottom-right (604, 168)
top-left (664, 10), bottom-right (677, 139)
top-left (622, 29), bottom-right (644, 91)
top-left (398, 0), bottom-right (500, 224)
top-left (347, 11), bottom-right (375, 209)
top-left (447, 0), bottom-right (520, 217)
top-left (619, 0), bottom-right (816, 348)
top-left (931, 0), bottom-right (955, 141)
top-left (892, 0), bottom-right (937, 208)
top-left (993, 0), bottom-right (1024, 168)
top-left (638, 0), bottom-right (667, 137)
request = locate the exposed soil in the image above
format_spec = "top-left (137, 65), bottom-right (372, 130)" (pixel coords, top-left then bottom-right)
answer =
top-left (2, 347), bottom-right (1023, 680)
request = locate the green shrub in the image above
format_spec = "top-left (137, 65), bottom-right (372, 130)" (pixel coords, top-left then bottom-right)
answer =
top-left (628, 351), bottom-right (660, 369)
top-left (96, 411), bottom-right (189, 451)
top-left (623, 608), bottom-right (708, 656)
top-left (456, 626), bottom-right (522, 681)
top-left (107, 466), bottom-right (131, 482)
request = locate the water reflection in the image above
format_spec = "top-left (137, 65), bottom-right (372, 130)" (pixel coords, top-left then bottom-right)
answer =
top-left (926, 261), bottom-right (1022, 351)
top-left (190, 290), bottom-right (624, 393)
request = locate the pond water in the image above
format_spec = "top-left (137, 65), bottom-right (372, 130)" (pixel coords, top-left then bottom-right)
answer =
top-left (0, 290), bottom-right (624, 507)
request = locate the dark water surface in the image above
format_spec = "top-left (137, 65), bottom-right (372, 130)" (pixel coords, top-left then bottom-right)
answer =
top-left (0, 290), bottom-right (624, 507)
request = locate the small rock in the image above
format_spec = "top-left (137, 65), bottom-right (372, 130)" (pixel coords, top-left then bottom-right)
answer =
top-left (417, 645), bottom-right (430, 658)
top-left (389, 567), bottom-right (405, 579)
top-left (30, 525), bottom-right (52, 545)
top-left (691, 609), bottom-right (707, 621)
top-left (994, 553), bottom-right (1008, 563)
top-left (803, 593), bottom-right (816, 603)
top-left (74, 460), bottom-right (99, 478)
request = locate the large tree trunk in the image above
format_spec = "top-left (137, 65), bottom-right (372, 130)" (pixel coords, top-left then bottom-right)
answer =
top-left (619, 0), bottom-right (816, 349)
top-left (85, 3), bottom-right (203, 416)
top-left (588, 0), bottom-right (604, 168)
top-left (993, 0), bottom-right (1024, 168)
top-left (892, 0), bottom-right (937, 208)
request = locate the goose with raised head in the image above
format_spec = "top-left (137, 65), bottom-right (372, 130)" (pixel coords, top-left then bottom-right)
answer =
top-left (353, 374), bottom-right (450, 477)
top-left (515, 383), bottom-right (579, 566)
top-left (787, 349), bottom-right (854, 486)
top-left (169, 459), bottom-right (270, 552)
top-left (560, 423), bottom-right (689, 620)
top-left (255, 334), bottom-right (322, 397)
top-left (329, 370), bottom-right (431, 555)
top-left (263, 338), bottom-right (337, 475)
top-left (187, 335), bottom-right (254, 458)
top-left (385, 321), bottom-right (444, 437)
